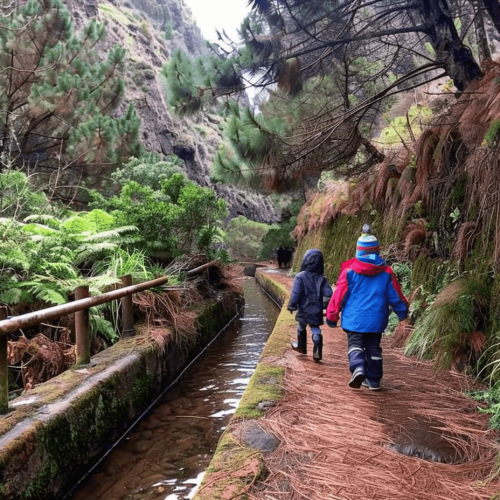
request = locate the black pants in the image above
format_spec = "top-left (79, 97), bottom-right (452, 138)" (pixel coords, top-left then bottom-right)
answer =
top-left (344, 330), bottom-right (383, 383)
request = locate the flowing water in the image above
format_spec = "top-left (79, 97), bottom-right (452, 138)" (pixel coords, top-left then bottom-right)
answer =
top-left (70, 277), bottom-right (279, 500)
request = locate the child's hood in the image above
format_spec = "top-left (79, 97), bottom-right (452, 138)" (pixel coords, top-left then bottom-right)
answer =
top-left (300, 249), bottom-right (324, 274)
top-left (342, 257), bottom-right (387, 276)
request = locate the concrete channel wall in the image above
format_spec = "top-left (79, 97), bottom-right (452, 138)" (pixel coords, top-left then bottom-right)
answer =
top-left (194, 269), bottom-right (293, 500)
top-left (0, 290), bottom-right (243, 500)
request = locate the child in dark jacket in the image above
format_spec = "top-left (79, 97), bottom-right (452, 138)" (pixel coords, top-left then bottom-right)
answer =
top-left (288, 249), bottom-right (333, 362)
top-left (326, 225), bottom-right (408, 390)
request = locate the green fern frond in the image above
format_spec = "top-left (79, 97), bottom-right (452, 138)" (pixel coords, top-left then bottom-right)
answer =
top-left (22, 223), bottom-right (59, 236)
top-left (89, 313), bottom-right (118, 343)
top-left (83, 225), bottom-right (138, 242)
top-left (61, 215), bottom-right (90, 234)
top-left (88, 275), bottom-right (121, 294)
top-left (44, 262), bottom-right (79, 280)
top-left (73, 242), bottom-right (118, 265)
top-left (0, 249), bottom-right (30, 271)
top-left (84, 209), bottom-right (115, 233)
top-left (23, 214), bottom-right (61, 228)
top-left (0, 287), bottom-right (25, 305)
top-left (17, 281), bottom-right (68, 305)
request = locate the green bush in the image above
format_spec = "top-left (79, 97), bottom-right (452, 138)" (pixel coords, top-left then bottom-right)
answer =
top-left (405, 279), bottom-right (490, 370)
top-left (91, 173), bottom-right (227, 259)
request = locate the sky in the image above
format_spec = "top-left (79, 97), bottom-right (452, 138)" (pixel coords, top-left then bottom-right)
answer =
top-left (183, 0), bottom-right (251, 43)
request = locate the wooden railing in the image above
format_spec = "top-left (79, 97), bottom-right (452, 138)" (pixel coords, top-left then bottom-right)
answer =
top-left (0, 275), bottom-right (169, 414)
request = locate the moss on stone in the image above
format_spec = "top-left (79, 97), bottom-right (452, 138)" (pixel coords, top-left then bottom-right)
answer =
top-left (411, 256), bottom-right (442, 292)
top-left (132, 368), bottom-right (156, 409)
top-left (235, 364), bottom-right (284, 419)
top-left (255, 271), bottom-right (287, 306)
top-left (195, 429), bottom-right (266, 500)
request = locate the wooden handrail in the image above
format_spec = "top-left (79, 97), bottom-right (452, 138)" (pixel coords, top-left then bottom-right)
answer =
top-left (0, 275), bottom-right (169, 413)
top-left (0, 276), bottom-right (169, 335)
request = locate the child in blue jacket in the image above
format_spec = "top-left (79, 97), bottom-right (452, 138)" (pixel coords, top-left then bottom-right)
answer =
top-left (288, 249), bottom-right (333, 362)
top-left (326, 225), bottom-right (408, 390)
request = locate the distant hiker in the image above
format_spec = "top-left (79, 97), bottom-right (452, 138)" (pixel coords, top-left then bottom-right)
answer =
top-left (277, 246), bottom-right (285, 268)
top-left (288, 249), bottom-right (333, 362)
top-left (326, 225), bottom-right (408, 390)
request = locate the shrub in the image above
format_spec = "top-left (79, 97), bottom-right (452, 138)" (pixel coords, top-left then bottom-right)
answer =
top-left (404, 279), bottom-right (490, 370)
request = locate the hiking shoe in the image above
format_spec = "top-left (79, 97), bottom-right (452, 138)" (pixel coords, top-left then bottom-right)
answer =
top-left (362, 380), bottom-right (381, 391)
top-left (348, 368), bottom-right (365, 389)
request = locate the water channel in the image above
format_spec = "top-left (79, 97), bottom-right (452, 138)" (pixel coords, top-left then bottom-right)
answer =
top-left (70, 277), bottom-right (280, 500)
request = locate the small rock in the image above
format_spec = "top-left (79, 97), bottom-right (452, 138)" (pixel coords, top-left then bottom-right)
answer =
top-left (241, 421), bottom-right (280, 453)
top-left (256, 400), bottom-right (277, 411)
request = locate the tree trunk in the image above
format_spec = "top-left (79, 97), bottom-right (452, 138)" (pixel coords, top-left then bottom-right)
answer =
top-left (419, 0), bottom-right (483, 91)
top-left (483, 0), bottom-right (500, 37)
top-left (474, 0), bottom-right (492, 62)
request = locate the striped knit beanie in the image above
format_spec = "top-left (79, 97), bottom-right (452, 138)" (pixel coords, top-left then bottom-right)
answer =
top-left (356, 224), bottom-right (380, 258)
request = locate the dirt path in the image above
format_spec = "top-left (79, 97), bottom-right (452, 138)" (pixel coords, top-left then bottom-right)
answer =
top-left (251, 267), bottom-right (500, 499)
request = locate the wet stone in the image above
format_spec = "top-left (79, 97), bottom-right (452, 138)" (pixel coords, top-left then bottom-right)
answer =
top-left (259, 376), bottom-right (278, 386)
top-left (256, 400), bottom-right (277, 411)
top-left (241, 421), bottom-right (280, 453)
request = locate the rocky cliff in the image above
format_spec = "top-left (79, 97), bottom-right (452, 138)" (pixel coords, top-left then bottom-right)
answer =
top-left (65, 0), bottom-right (279, 223)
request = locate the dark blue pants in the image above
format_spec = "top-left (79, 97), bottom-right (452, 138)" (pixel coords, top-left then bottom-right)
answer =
top-left (344, 330), bottom-right (383, 383)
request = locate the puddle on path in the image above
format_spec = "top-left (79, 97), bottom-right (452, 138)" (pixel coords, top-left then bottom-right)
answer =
top-left (385, 416), bottom-right (466, 464)
top-left (70, 278), bottom-right (279, 500)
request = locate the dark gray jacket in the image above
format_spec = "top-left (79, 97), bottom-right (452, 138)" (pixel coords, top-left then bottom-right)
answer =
top-left (287, 249), bottom-right (333, 326)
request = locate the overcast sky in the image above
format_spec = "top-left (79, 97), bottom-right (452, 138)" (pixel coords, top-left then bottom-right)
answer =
top-left (184, 0), bottom-right (251, 43)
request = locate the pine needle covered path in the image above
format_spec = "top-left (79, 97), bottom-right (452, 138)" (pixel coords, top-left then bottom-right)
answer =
top-left (250, 268), bottom-right (500, 500)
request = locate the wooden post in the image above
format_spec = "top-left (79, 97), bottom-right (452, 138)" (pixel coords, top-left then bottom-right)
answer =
top-left (0, 307), bottom-right (8, 414)
top-left (120, 275), bottom-right (134, 337)
top-left (75, 286), bottom-right (90, 365)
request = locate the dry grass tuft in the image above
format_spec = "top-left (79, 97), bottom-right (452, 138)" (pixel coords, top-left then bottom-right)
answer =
top-left (433, 280), bottom-right (466, 307)
top-left (217, 263), bottom-right (245, 296)
top-left (453, 221), bottom-right (478, 261)
top-left (134, 284), bottom-right (202, 353)
top-left (390, 318), bottom-right (414, 348)
top-left (8, 334), bottom-right (69, 390)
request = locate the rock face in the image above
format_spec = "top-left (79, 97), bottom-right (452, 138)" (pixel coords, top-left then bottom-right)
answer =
top-left (63, 0), bottom-right (279, 224)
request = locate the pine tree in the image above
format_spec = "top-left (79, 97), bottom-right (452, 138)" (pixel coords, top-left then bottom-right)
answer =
top-left (0, 0), bottom-right (139, 171)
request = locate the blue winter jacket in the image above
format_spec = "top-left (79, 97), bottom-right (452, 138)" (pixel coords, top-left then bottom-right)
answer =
top-left (287, 249), bottom-right (333, 326)
top-left (326, 256), bottom-right (408, 333)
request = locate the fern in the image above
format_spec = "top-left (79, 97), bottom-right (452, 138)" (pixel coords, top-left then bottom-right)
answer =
top-left (89, 313), bottom-right (118, 343)
top-left (83, 226), bottom-right (138, 242)
top-left (0, 248), bottom-right (30, 271)
top-left (73, 242), bottom-right (118, 265)
top-left (61, 215), bottom-right (90, 233)
top-left (88, 275), bottom-right (121, 294)
top-left (17, 281), bottom-right (68, 305)
top-left (23, 214), bottom-right (61, 229)
top-left (84, 209), bottom-right (115, 233)
top-left (43, 262), bottom-right (79, 280)
top-left (21, 223), bottom-right (59, 237)
top-left (0, 287), bottom-right (26, 305)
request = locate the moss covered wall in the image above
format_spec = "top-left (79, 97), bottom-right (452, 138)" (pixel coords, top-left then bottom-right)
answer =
top-left (0, 290), bottom-right (242, 500)
top-left (293, 214), bottom-right (402, 284)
